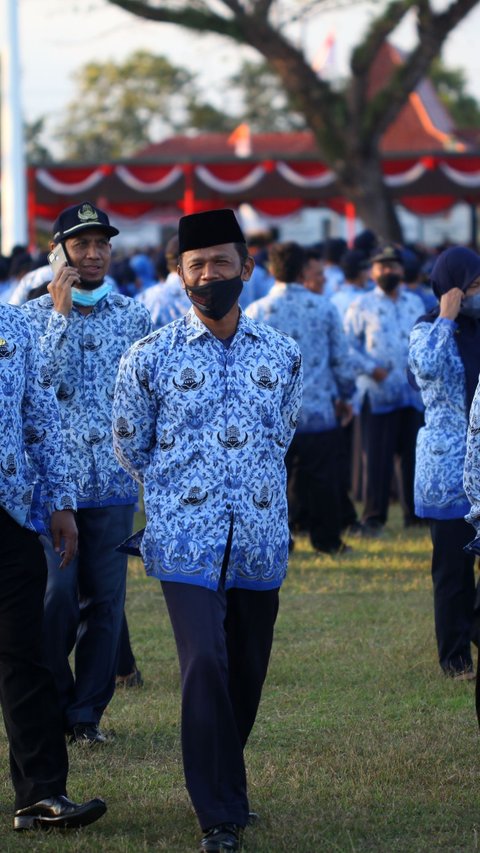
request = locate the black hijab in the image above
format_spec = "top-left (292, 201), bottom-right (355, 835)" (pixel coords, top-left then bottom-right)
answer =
top-left (417, 246), bottom-right (480, 411)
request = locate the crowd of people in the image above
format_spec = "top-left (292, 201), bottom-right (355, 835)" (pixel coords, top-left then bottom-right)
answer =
top-left (2, 201), bottom-right (480, 850)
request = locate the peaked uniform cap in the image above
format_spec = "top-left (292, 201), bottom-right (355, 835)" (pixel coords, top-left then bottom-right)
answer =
top-left (178, 209), bottom-right (245, 254)
top-left (53, 202), bottom-right (119, 242)
top-left (370, 244), bottom-right (403, 264)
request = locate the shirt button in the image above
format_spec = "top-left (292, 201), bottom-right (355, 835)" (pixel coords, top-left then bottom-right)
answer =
top-left (226, 503), bottom-right (232, 510)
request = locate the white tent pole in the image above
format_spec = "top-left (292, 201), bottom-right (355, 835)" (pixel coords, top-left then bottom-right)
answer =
top-left (1, 0), bottom-right (27, 255)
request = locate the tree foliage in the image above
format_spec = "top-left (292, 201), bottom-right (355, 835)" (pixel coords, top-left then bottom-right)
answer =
top-left (429, 57), bottom-right (480, 128)
top-left (55, 50), bottom-right (194, 159)
top-left (52, 48), bottom-right (309, 159)
top-left (104, 0), bottom-right (480, 239)
top-left (24, 118), bottom-right (53, 163)
top-left (228, 61), bottom-right (306, 132)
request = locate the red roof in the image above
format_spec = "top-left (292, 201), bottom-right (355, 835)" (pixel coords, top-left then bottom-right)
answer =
top-left (369, 42), bottom-right (464, 153)
top-left (137, 41), bottom-right (466, 161)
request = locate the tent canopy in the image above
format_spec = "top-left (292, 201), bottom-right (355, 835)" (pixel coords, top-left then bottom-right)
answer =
top-left (28, 146), bottom-right (480, 225)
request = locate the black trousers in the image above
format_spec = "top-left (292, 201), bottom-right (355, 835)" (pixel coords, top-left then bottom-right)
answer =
top-left (286, 428), bottom-right (343, 551)
top-left (361, 402), bottom-right (424, 525)
top-left (117, 611), bottom-right (136, 677)
top-left (429, 518), bottom-right (475, 673)
top-left (0, 509), bottom-right (68, 809)
top-left (337, 419), bottom-right (358, 529)
top-left (161, 525), bottom-right (279, 831)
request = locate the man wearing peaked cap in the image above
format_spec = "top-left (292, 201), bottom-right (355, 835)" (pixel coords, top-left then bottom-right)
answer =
top-left (113, 208), bottom-right (304, 852)
top-left (369, 243), bottom-right (403, 265)
top-left (22, 202), bottom-right (152, 746)
top-left (343, 241), bottom-right (425, 536)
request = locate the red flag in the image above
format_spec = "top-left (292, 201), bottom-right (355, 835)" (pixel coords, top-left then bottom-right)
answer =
top-left (312, 30), bottom-right (336, 78)
top-left (227, 123), bottom-right (252, 158)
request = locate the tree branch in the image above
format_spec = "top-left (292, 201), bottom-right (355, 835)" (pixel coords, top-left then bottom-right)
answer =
top-left (364, 0), bottom-right (479, 141)
top-left (350, 0), bottom-right (413, 76)
top-left (106, 0), bottom-right (246, 41)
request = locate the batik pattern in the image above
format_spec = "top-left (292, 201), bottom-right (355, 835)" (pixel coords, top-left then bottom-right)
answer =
top-left (136, 273), bottom-right (190, 330)
top-left (409, 317), bottom-right (470, 519)
top-left (246, 284), bottom-right (355, 432)
top-left (0, 304), bottom-right (75, 526)
top-left (22, 292), bottom-right (152, 506)
top-left (113, 308), bottom-right (303, 590)
top-left (344, 286), bottom-right (424, 413)
top-left (464, 371), bottom-right (480, 532)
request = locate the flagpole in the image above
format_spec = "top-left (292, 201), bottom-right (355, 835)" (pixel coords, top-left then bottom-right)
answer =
top-left (1, 0), bottom-right (28, 255)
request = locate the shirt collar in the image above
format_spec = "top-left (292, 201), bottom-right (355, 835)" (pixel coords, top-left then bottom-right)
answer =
top-left (373, 284), bottom-right (404, 300)
top-left (184, 305), bottom-right (261, 344)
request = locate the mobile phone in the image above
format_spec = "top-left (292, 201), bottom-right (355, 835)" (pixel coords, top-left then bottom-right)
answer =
top-left (47, 243), bottom-right (69, 276)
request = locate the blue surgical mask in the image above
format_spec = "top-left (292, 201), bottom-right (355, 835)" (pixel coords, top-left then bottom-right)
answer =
top-left (71, 282), bottom-right (111, 307)
top-left (460, 292), bottom-right (480, 318)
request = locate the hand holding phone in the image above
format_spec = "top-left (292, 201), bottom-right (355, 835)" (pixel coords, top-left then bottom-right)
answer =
top-left (48, 243), bottom-right (69, 277)
top-left (47, 243), bottom-right (79, 316)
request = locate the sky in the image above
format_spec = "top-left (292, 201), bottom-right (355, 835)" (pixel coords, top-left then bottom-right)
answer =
top-left (6, 0), bottom-right (480, 154)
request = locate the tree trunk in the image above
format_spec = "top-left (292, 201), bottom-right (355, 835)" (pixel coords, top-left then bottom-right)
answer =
top-left (336, 154), bottom-right (404, 243)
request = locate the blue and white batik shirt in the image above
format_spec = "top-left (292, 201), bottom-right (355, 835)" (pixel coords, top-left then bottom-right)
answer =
top-left (0, 304), bottom-right (75, 527)
top-left (464, 376), bottom-right (480, 533)
top-left (344, 286), bottom-right (424, 413)
top-left (246, 283), bottom-right (355, 432)
top-left (136, 272), bottom-right (190, 330)
top-left (22, 291), bottom-right (152, 507)
top-left (409, 317), bottom-right (470, 520)
top-left (113, 307), bottom-right (303, 591)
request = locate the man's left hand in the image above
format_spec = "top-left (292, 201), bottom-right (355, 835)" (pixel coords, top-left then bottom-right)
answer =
top-left (335, 399), bottom-right (354, 427)
top-left (50, 510), bottom-right (78, 568)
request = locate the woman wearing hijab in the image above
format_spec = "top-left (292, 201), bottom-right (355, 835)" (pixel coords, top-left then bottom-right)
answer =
top-left (408, 245), bottom-right (480, 680)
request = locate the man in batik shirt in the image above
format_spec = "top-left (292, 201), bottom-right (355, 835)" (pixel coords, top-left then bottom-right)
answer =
top-left (22, 202), bottom-right (151, 745)
top-left (0, 303), bottom-right (106, 830)
top-left (113, 209), bottom-right (303, 853)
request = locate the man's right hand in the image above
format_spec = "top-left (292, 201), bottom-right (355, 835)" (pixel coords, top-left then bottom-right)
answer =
top-left (50, 510), bottom-right (78, 569)
top-left (47, 265), bottom-right (80, 316)
top-left (439, 287), bottom-right (463, 321)
top-left (371, 366), bottom-right (389, 383)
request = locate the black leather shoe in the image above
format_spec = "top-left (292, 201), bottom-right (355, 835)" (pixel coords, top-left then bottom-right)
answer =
top-left (68, 723), bottom-right (108, 745)
top-left (199, 823), bottom-right (242, 851)
top-left (14, 795), bottom-right (106, 830)
top-left (116, 666), bottom-right (144, 688)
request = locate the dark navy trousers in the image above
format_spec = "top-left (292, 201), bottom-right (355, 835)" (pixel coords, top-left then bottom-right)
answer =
top-left (429, 517), bottom-right (476, 673)
top-left (361, 401), bottom-right (423, 525)
top-left (41, 504), bottom-right (134, 729)
top-left (0, 508), bottom-right (68, 809)
top-left (161, 533), bottom-right (279, 831)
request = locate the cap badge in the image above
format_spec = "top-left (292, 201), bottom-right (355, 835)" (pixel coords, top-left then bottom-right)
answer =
top-left (77, 203), bottom-right (99, 223)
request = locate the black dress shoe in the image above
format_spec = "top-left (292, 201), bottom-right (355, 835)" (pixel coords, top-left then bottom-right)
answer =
top-left (14, 795), bottom-right (106, 830)
top-left (116, 666), bottom-right (144, 688)
top-left (68, 723), bottom-right (108, 745)
top-left (199, 823), bottom-right (242, 851)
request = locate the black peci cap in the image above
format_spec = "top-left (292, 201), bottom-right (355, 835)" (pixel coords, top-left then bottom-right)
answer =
top-left (178, 209), bottom-right (245, 254)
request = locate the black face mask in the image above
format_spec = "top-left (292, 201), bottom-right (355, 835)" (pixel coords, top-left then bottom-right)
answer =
top-left (185, 275), bottom-right (244, 320)
top-left (377, 273), bottom-right (401, 293)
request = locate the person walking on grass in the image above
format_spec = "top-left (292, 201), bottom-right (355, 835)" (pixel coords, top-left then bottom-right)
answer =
top-left (0, 302), bottom-right (106, 831)
top-left (22, 202), bottom-right (152, 745)
top-left (112, 208), bottom-right (303, 852)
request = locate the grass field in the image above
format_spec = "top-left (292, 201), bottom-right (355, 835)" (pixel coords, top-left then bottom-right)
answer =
top-left (0, 505), bottom-right (478, 852)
